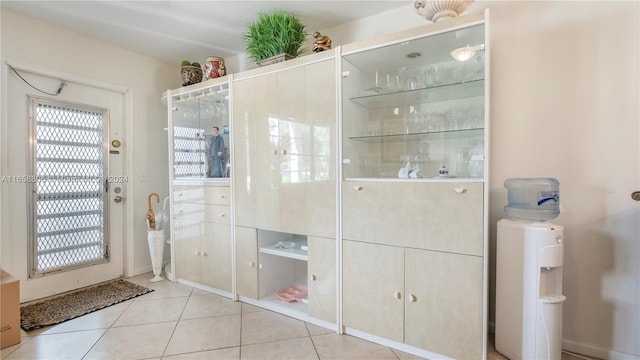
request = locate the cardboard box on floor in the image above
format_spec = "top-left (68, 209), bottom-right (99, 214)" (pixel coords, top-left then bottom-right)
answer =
top-left (1, 270), bottom-right (20, 349)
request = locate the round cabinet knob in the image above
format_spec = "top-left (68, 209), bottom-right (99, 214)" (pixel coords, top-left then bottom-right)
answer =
top-left (219, 213), bottom-right (225, 217)
top-left (259, 263), bottom-right (263, 270)
top-left (393, 291), bottom-right (402, 300)
top-left (282, 149), bottom-right (287, 155)
top-left (454, 187), bottom-right (467, 194)
top-left (249, 261), bottom-right (255, 268)
top-left (409, 294), bottom-right (417, 303)
top-left (273, 149), bottom-right (278, 155)
top-left (219, 195), bottom-right (225, 199)
top-left (310, 274), bottom-right (317, 281)
top-left (353, 185), bottom-right (363, 191)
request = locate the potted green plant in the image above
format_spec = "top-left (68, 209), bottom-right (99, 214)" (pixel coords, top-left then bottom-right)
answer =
top-left (243, 11), bottom-right (308, 66)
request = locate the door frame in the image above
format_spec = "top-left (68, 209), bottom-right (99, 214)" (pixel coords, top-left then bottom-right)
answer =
top-left (0, 59), bottom-right (135, 299)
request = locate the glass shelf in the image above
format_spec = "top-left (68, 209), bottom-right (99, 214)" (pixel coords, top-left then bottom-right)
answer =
top-left (349, 127), bottom-right (484, 142)
top-left (259, 239), bottom-right (308, 261)
top-left (348, 79), bottom-right (484, 109)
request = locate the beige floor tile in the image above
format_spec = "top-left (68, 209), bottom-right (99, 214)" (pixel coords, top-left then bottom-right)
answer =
top-left (306, 322), bottom-right (335, 336)
top-left (5, 329), bottom-right (105, 360)
top-left (181, 293), bottom-right (241, 320)
top-left (241, 310), bottom-right (309, 345)
top-left (141, 280), bottom-right (194, 299)
top-left (124, 273), bottom-right (156, 287)
top-left (391, 348), bottom-right (428, 359)
top-left (163, 347), bottom-right (240, 359)
top-left (311, 333), bottom-right (398, 360)
top-left (84, 322), bottom-right (176, 359)
top-left (241, 337), bottom-right (319, 360)
top-left (241, 303), bottom-right (264, 314)
top-left (164, 315), bottom-right (241, 356)
top-left (113, 296), bottom-right (188, 327)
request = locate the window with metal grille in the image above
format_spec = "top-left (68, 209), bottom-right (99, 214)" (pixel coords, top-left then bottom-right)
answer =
top-left (28, 97), bottom-right (109, 276)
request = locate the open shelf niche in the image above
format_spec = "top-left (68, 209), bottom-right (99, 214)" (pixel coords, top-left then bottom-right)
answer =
top-left (258, 230), bottom-right (309, 313)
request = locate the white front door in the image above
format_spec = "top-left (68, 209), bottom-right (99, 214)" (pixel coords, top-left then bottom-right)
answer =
top-left (3, 65), bottom-right (126, 301)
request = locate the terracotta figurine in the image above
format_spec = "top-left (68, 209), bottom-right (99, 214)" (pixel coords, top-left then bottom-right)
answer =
top-left (313, 32), bottom-right (332, 52)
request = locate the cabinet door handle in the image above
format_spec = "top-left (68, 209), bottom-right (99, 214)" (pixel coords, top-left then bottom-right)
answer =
top-left (248, 261), bottom-right (255, 268)
top-left (353, 185), bottom-right (363, 191)
top-left (219, 195), bottom-right (225, 199)
top-left (409, 294), bottom-right (417, 303)
top-left (282, 149), bottom-right (287, 155)
top-left (273, 149), bottom-right (278, 155)
top-left (259, 263), bottom-right (263, 270)
top-left (310, 274), bottom-right (317, 281)
top-left (393, 291), bottom-right (402, 300)
top-left (219, 213), bottom-right (225, 217)
top-left (454, 187), bottom-right (467, 194)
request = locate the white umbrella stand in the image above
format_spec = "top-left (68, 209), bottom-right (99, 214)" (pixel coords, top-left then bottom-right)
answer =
top-left (146, 193), bottom-right (164, 282)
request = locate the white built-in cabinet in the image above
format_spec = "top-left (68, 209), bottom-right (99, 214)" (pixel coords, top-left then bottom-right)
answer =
top-left (343, 240), bottom-right (483, 359)
top-left (172, 182), bottom-right (232, 293)
top-left (233, 53), bottom-right (336, 238)
top-left (339, 11), bottom-right (488, 360)
top-left (231, 52), bottom-right (337, 324)
top-left (164, 10), bottom-right (489, 359)
top-left (166, 78), bottom-right (232, 297)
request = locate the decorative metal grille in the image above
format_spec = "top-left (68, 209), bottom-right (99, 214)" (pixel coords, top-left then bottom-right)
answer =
top-left (173, 126), bottom-right (205, 178)
top-left (29, 98), bottom-right (109, 276)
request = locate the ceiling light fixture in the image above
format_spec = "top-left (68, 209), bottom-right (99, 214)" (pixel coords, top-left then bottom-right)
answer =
top-left (450, 45), bottom-right (476, 61)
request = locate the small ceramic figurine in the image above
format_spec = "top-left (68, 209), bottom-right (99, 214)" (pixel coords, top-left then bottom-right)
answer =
top-left (313, 32), bottom-right (332, 52)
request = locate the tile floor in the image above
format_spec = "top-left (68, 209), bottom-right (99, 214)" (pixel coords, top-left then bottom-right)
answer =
top-left (1, 274), bottom-right (597, 360)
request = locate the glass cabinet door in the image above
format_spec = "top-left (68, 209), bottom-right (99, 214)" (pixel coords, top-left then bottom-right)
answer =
top-left (170, 82), bottom-right (230, 180)
top-left (341, 22), bottom-right (486, 180)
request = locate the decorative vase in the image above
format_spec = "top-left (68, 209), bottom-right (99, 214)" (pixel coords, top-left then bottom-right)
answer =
top-left (180, 65), bottom-right (203, 86)
top-left (204, 56), bottom-right (226, 79)
top-left (413, 0), bottom-right (474, 22)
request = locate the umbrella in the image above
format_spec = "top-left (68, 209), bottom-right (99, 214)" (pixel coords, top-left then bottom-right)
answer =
top-left (146, 193), bottom-right (160, 230)
top-left (154, 196), bottom-right (170, 231)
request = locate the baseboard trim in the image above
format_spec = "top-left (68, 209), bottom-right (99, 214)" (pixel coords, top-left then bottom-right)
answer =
top-left (563, 339), bottom-right (639, 360)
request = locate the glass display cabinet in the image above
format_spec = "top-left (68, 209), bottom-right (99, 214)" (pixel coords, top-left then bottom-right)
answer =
top-left (168, 80), bottom-right (230, 180)
top-left (341, 20), bottom-right (487, 180)
top-left (339, 12), bottom-right (489, 360)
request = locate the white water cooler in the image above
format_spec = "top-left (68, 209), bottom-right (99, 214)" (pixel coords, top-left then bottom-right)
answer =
top-left (496, 178), bottom-right (566, 360)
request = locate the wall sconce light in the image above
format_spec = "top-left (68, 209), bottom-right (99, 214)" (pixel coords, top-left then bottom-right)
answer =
top-left (450, 45), bottom-right (476, 61)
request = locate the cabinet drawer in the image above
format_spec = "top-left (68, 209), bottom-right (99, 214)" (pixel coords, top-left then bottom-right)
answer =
top-left (173, 203), bottom-right (230, 225)
top-left (204, 204), bottom-right (231, 224)
top-left (342, 181), bottom-right (483, 256)
top-left (173, 185), bottom-right (230, 205)
top-left (203, 186), bottom-right (230, 205)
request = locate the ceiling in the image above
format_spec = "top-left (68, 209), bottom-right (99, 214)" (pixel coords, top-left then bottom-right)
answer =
top-left (2, 0), bottom-right (410, 65)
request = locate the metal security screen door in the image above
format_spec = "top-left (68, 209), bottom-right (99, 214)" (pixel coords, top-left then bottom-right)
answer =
top-left (28, 97), bottom-right (110, 276)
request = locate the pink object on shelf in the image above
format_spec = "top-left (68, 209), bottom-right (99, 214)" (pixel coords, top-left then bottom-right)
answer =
top-left (276, 285), bottom-right (308, 302)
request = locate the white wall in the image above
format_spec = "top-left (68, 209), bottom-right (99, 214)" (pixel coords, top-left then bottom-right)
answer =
top-left (0, 8), bottom-right (176, 289)
top-left (320, 2), bottom-right (638, 359)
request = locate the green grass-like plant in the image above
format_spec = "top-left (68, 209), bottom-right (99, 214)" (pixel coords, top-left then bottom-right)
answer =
top-left (244, 11), bottom-right (308, 63)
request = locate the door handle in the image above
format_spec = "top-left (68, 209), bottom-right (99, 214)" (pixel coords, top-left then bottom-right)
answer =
top-left (632, 191), bottom-right (640, 201)
top-left (114, 195), bottom-right (124, 203)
